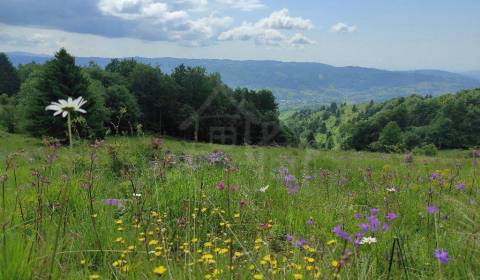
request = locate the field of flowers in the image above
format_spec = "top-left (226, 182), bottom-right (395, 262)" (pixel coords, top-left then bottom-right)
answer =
top-left (0, 133), bottom-right (479, 279)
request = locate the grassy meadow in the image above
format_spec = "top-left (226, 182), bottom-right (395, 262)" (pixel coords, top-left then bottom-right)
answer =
top-left (0, 132), bottom-right (479, 279)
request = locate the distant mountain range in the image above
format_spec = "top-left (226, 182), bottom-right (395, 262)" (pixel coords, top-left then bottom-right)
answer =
top-left (6, 52), bottom-right (480, 108)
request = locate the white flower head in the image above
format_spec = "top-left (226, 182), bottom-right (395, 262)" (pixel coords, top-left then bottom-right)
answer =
top-left (45, 96), bottom-right (87, 118)
top-left (360, 236), bottom-right (377, 245)
top-left (133, 193), bottom-right (142, 198)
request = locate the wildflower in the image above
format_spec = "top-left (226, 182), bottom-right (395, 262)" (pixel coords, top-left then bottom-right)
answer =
top-left (259, 185), bottom-right (269, 192)
top-left (45, 96), bottom-right (87, 118)
top-left (293, 274), bottom-right (304, 279)
top-left (332, 226), bottom-right (351, 241)
top-left (253, 274), bottom-right (264, 280)
top-left (103, 198), bottom-right (121, 206)
top-left (455, 183), bottom-right (465, 190)
top-left (427, 205), bottom-right (439, 214)
top-left (370, 208), bottom-right (379, 216)
top-left (133, 193), bottom-right (142, 197)
top-left (386, 187), bottom-right (397, 193)
top-left (89, 275), bottom-right (100, 280)
top-left (216, 181), bottom-right (225, 190)
top-left (385, 212), bottom-right (397, 221)
top-left (368, 216), bottom-right (380, 232)
top-left (295, 239), bottom-right (307, 248)
top-left (153, 265), bottom-right (167, 276)
top-left (354, 213), bottom-right (362, 219)
top-left (359, 236), bottom-right (377, 245)
top-left (306, 217), bottom-right (314, 225)
top-left (286, 234), bottom-right (293, 242)
top-left (288, 185), bottom-right (299, 195)
top-left (434, 249), bottom-right (449, 264)
top-left (429, 172), bottom-right (442, 181)
top-left (45, 96), bottom-right (87, 148)
top-left (382, 223), bottom-right (389, 232)
top-left (327, 239), bottom-right (337, 245)
top-left (359, 223), bottom-right (369, 232)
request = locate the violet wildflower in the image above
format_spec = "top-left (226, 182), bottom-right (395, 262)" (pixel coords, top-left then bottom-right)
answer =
top-left (434, 249), bottom-right (449, 264)
top-left (354, 213), bottom-right (362, 219)
top-left (103, 198), bottom-right (120, 206)
top-left (370, 208), bottom-right (379, 216)
top-left (333, 225), bottom-right (352, 241)
top-left (306, 217), bottom-right (314, 225)
top-left (382, 223), bottom-right (389, 232)
top-left (385, 212), bottom-right (397, 221)
top-left (368, 216), bottom-right (380, 232)
top-left (286, 234), bottom-right (293, 242)
top-left (427, 205), bottom-right (439, 214)
top-left (455, 183), bottom-right (465, 190)
top-left (359, 223), bottom-right (369, 232)
top-left (288, 185), bottom-right (299, 195)
top-left (295, 239), bottom-right (307, 248)
top-left (429, 172), bottom-right (441, 181)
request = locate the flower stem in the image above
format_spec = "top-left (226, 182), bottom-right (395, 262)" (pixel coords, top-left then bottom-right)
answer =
top-left (67, 113), bottom-right (73, 148)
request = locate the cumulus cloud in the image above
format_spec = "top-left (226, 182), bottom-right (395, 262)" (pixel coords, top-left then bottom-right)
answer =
top-left (215, 0), bottom-right (264, 11)
top-left (218, 9), bottom-right (315, 47)
top-left (98, 0), bottom-right (188, 21)
top-left (330, 22), bottom-right (357, 33)
top-left (257, 9), bottom-right (313, 30)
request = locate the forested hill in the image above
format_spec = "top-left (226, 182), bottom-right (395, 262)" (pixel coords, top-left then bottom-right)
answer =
top-left (7, 52), bottom-right (480, 107)
top-left (284, 88), bottom-right (480, 153)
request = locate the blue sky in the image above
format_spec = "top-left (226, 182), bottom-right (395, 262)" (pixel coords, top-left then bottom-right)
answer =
top-left (0, 0), bottom-right (479, 71)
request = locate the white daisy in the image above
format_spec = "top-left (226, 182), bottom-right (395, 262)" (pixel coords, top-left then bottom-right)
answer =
top-left (360, 236), bottom-right (377, 245)
top-left (45, 96), bottom-right (87, 118)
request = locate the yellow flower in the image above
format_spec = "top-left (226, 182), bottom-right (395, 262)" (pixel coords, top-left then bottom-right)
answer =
top-left (234, 251), bottom-right (243, 257)
top-left (331, 260), bottom-right (339, 268)
top-left (234, 213), bottom-right (240, 218)
top-left (293, 274), bottom-right (303, 280)
top-left (149, 240), bottom-right (159, 246)
top-left (89, 275), bottom-right (100, 280)
top-left (253, 274), bottom-right (264, 280)
top-left (327, 239), bottom-right (337, 245)
top-left (153, 265), bottom-right (167, 276)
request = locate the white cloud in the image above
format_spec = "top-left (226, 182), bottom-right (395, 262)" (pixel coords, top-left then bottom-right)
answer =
top-left (215, 0), bottom-right (264, 11)
top-left (98, 0), bottom-right (188, 21)
top-left (258, 9), bottom-right (313, 30)
top-left (97, 0), bottom-right (235, 45)
top-left (288, 33), bottom-right (316, 46)
top-left (218, 9), bottom-right (315, 47)
top-left (330, 22), bottom-right (357, 33)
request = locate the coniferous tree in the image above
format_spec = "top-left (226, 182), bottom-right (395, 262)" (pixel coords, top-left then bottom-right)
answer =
top-left (23, 48), bottom-right (107, 138)
top-left (0, 53), bottom-right (20, 96)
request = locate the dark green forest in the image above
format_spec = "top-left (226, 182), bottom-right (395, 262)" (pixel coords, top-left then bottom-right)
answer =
top-left (0, 50), bottom-right (294, 145)
top-left (285, 90), bottom-right (480, 153)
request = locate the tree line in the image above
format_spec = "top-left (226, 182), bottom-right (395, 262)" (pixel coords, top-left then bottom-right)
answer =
top-left (0, 49), bottom-right (295, 145)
